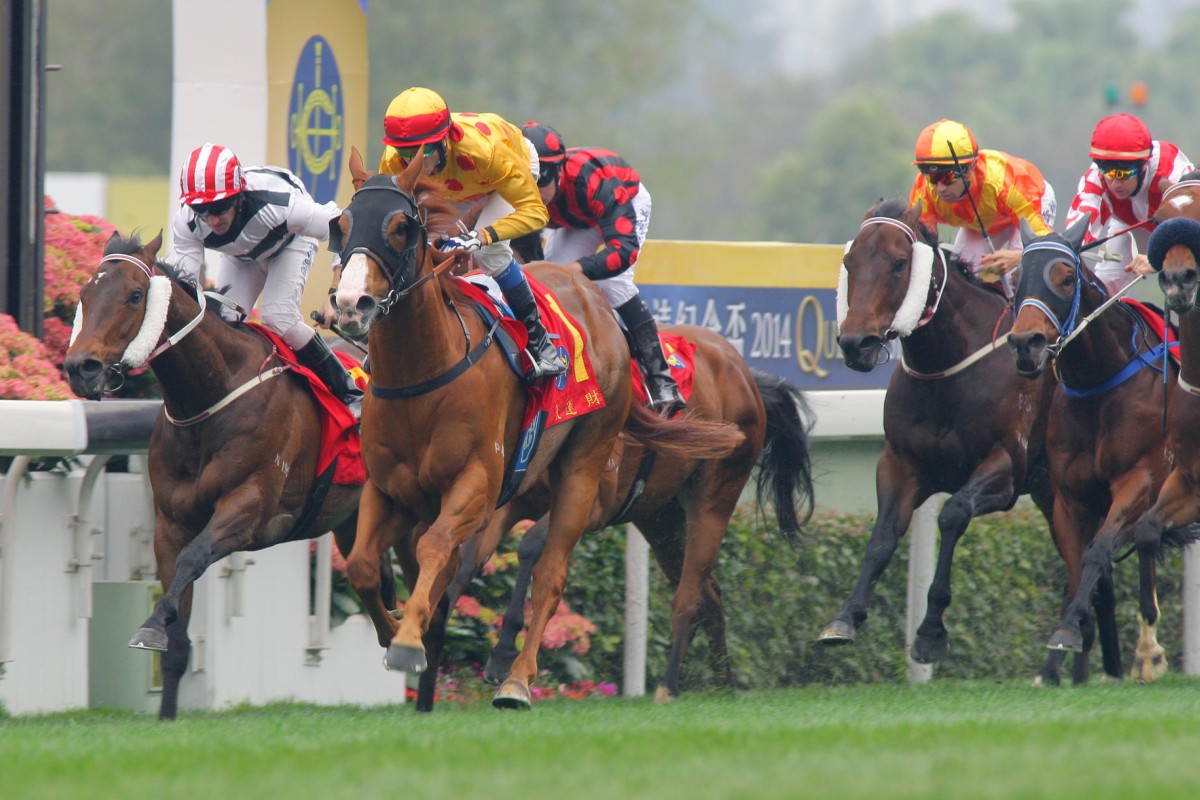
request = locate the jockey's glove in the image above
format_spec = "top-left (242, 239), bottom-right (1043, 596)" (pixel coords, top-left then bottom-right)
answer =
top-left (440, 229), bottom-right (487, 253)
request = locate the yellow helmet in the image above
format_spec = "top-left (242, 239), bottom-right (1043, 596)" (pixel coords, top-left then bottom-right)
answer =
top-left (382, 87), bottom-right (452, 148)
top-left (913, 119), bottom-right (979, 166)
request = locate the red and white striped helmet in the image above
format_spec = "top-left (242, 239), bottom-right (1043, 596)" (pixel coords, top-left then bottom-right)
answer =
top-left (179, 143), bottom-right (244, 205)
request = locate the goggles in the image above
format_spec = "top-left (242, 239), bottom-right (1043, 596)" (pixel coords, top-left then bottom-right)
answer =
top-left (1097, 163), bottom-right (1143, 181)
top-left (191, 196), bottom-right (237, 217)
top-left (397, 144), bottom-right (439, 162)
top-left (919, 166), bottom-right (962, 186)
top-left (537, 165), bottom-right (558, 188)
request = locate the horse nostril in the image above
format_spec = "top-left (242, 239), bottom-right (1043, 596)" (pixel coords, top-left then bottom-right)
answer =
top-left (356, 296), bottom-right (377, 315)
top-left (76, 358), bottom-right (104, 379)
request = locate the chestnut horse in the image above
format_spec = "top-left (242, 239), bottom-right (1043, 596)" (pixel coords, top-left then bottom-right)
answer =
top-left (1007, 218), bottom-right (1185, 682)
top-left (817, 199), bottom-right (1088, 684)
top-left (428, 360), bottom-right (815, 709)
top-left (329, 151), bottom-right (743, 708)
top-left (63, 232), bottom-right (385, 718)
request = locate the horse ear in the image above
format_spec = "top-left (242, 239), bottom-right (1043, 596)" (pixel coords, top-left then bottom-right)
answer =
top-left (903, 201), bottom-right (923, 227)
top-left (395, 144), bottom-right (425, 192)
top-left (1019, 218), bottom-right (1037, 247)
top-left (1063, 217), bottom-right (1089, 251)
top-left (146, 230), bottom-right (163, 258)
top-left (349, 146), bottom-right (372, 191)
top-left (105, 231), bottom-right (120, 254)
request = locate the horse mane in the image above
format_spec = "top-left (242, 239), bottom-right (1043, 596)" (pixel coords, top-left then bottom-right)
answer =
top-left (103, 232), bottom-right (232, 317)
top-left (865, 197), bottom-right (982, 287)
top-left (412, 178), bottom-right (487, 304)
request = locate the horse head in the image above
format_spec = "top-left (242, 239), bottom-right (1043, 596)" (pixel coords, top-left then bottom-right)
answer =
top-left (64, 231), bottom-right (167, 399)
top-left (1007, 217), bottom-right (1092, 377)
top-left (330, 148), bottom-right (474, 338)
top-left (837, 199), bottom-right (939, 371)
top-left (1148, 217), bottom-right (1200, 313)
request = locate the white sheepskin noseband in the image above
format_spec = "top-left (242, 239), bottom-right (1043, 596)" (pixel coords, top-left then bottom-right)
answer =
top-left (837, 218), bottom-right (934, 337)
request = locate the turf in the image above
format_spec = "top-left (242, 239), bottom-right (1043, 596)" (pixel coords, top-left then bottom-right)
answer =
top-left (4, 678), bottom-right (1200, 799)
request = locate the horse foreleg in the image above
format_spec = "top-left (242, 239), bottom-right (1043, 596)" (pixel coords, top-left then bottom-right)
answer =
top-left (387, 480), bottom-right (488, 674)
top-left (157, 585), bottom-right (193, 720)
top-left (913, 449), bottom-right (1017, 664)
top-left (1048, 469), bottom-right (1155, 653)
top-left (131, 494), bottom-right (262, 652)
top-left (1034, 494), bottom-right (1094, 685)
top-left (819, 447), bottom-right (923, 644)
top-left (494, 469), bottom-right (599, 710)
top-left (483, 515), bottom-right (548, 685)
top-left (346, 480), bottom-right (412, 650)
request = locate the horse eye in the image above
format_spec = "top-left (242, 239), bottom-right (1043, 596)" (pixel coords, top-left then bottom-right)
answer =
top-left (129, 290), bottom-right (144, 305)
top-left (891, 258), bottom-right (907, 275)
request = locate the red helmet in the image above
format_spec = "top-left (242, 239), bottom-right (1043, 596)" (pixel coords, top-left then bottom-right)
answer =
top-left (522, 122), bottom-right (567, 165)
top-left (1089, 113), bottom-right (1152, 161)
top-left (179, 144), bottom-right (244, 205)
top-left (382, 87), bottom-right (452, 148)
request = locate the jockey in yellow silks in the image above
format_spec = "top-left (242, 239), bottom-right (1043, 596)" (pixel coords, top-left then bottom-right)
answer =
top-left (378, 87), bottom-right (565, 381)
top-left (910, 119), bottom-right (1056, 294)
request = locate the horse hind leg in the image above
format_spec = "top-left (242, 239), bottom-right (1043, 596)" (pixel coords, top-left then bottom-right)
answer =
top-left (484, 516), bottom-right (548, 685)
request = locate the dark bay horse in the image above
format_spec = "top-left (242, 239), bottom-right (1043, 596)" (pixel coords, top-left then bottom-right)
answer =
top-left (1007, 218), bottom-right (1183, 682)
top-left (818, 199), bottom-right (1072, 681)
top-left (328, 151), bottom-right (744, 709)
top-left (1124, 210), bottom-right (1200, 682)
top-left (443, 360), bottom-right (815, 708)
top-left (63, 233), bottom-right (383, 718)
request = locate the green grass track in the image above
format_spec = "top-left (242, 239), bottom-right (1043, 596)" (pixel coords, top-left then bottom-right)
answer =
top-left (4, 678), bottom-right (1200, 799)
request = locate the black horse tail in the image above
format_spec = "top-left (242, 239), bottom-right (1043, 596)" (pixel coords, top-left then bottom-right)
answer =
top-left (751, 369), bottom-right (816, 548)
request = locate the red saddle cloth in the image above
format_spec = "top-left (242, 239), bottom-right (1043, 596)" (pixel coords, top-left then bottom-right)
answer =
top-left (1120, 298), bottom-right (1180, 364)
top-left (245, 323), bottom-right (367, 486)
top-left (452, 273), bottom-right (608, 429)
top-left (631, 334), bottom-right (697, 407)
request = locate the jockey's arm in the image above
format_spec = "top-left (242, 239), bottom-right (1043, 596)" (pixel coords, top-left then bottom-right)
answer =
top-left (476, 162), bottom-right (548, 246)
top-left (169, 211), bottom-right (208, 284)
top-left (286, 197), bottom-right (341, 240)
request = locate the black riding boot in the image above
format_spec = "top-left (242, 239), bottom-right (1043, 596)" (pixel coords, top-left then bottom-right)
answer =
top-left (617, 295), bottom-right (685, 414)
top-left (501, 270), bottom-right (567, 382)
top-left (295, 334), bottom-right (364, 420)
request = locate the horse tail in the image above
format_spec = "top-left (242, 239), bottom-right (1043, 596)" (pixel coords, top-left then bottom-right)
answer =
top-left (623, 402), bottom-right (745, 460)
top-left (751, 369), bottom-right (816, 547)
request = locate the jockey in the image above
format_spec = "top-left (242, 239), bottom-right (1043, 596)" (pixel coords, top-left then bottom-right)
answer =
top-left (1065, 113), bottom-right (1194, 294)
top-left (378, 87), bottom-right (566, 382)
top-left (521, 122), bottom-right (684, 413)
top-left (910, 119), bottom-right (1057, 294)
top-left (171, 143), bottom-right (364, 418)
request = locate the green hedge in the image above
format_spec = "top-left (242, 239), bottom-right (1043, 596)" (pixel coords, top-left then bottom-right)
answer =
top-left (557, 505), bottom-right (1187, 690)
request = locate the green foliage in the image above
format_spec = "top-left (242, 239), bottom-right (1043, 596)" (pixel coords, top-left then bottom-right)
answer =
top-left (544, 504), bottom-right (1187, 692)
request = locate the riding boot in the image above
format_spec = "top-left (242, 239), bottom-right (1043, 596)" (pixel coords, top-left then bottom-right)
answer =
top-left (295, 334), bottom-right (365, 420)
top-left (616, 295), bottom-right (685, 414)
top-left (497, 262), bottom-right (567, 382)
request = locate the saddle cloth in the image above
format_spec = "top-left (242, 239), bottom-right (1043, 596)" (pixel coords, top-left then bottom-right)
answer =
top-left (1121, 298), bottom-right (1180, 365)
top-left (245, 323), bottom-right (367, 486)
top-left (630, 333), bottom-right (697, 407)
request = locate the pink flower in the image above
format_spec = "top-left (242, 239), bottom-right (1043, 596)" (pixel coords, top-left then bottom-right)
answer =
top-left (454, 595), bottom-right (482, 619)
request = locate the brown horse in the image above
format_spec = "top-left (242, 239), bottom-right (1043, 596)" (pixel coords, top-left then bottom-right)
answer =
top-left (430, 357), bottom-right (815, 709)
top-left (328, 151), bottom-right (743, 708)
top-left (1007, 218), bottom-right (1184, 682)
top-left (63, 232), bottom-right (385, 718)
top-left (818, 199), bottom-right (1087, 683)
top-left (1125, 208), bottom-right (1200, 682)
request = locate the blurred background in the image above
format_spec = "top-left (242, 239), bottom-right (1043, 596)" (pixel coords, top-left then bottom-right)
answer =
top-left (44, 0), bottom-right (1196, 244)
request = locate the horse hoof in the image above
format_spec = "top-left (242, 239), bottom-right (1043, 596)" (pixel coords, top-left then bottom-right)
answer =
top-left (482, 656), bottom-right (512, 686)
top-left (1046, 629), bottom-right (1083, 652)
top-left (384, 644), bottom-right (427, 673)
top-left (817, 619), bottom-right (856, 645)
top-left (1131, 653), bottom-right (1168, 685)
top-left (653, 685), bottom-right (676, 704)
top-left (910, 634), bottom-right (949, 664)
top-left (128, 626), bottom-right (168, 652)
top-left (492, 678), bottom-right (532, 710)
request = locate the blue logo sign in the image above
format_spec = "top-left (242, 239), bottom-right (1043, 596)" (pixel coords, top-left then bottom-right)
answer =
top-left (288, 36), bottom-right (343, 204)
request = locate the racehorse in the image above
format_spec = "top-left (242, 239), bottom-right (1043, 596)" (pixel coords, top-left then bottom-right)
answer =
top-left (63, 232), bottom-right (387, 718)
top-left (1007, 218), bottom-right (1185, 683)
top-left (817, 199), bottom-right (1079, 683)
top-left (433, 361), bottom-right (815, 709)
top-left (328, 150), bottom-right (744, 708)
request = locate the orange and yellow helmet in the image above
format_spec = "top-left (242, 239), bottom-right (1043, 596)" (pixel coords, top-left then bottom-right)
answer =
top-left (913, 119), bottom-right (979, 167)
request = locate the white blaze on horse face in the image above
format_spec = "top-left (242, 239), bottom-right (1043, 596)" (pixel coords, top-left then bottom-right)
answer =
top-left (1169, 194), bottom-right (1194, 211)
top-left (335, 252), bottom-right (372, 322)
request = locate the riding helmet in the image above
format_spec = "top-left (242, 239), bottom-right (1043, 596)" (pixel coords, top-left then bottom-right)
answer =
top-left (179, 143), bottom-right (244, 205)
top-left (1089, 113), bottom-right (1152, 161)
top-left (382, 87), bottom-right (452, 148)
top-left (913, 119), bottom-right (979, 166)
top-left (522, 122), bottom-right (567, 165)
